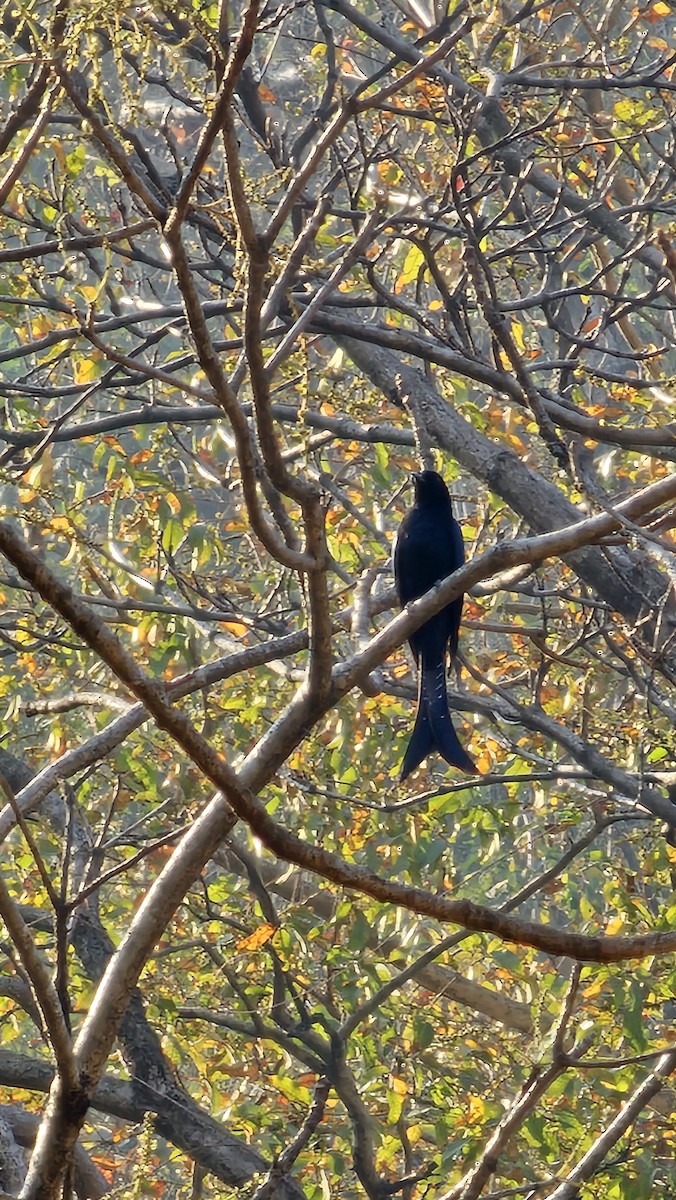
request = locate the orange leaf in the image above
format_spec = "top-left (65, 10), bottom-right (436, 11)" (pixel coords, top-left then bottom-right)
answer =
top-left (221, 619), bottom-right (248, 638)
top-left (236, 923), bottom-right (277, 952)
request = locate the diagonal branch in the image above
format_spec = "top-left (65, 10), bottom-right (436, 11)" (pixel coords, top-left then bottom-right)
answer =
top-left (543, 1048), bottom-right (676, 1200)
top-left (0, 514), bottom-right (675, 966)
top-left (0, 492), bottom-right (673, 1194)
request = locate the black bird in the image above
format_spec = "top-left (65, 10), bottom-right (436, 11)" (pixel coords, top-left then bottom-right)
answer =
top-left (393, 470), bottom-right (477, 781)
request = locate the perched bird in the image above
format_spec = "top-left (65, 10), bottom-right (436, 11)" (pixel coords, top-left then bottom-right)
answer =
top-left (393, 469), bottom-right (477, 781)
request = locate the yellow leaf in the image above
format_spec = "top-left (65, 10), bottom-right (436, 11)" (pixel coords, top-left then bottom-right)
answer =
top-left (395, 244), bottom-right (425, 294)
top-left (406, 1123), bottom-right (422, 1146)
top-left (73, 356), bottom-right (100, 384)
top-left (29, 446), bottom-right (55, 487)
top-left (47, 729), bottom-right (67, 756)
top-left (582, 978), bottom-right (605, 998)
top-left (605, 915), bottom-right (624, 936)
top-left (32, 315), bottom-right (54, 337)
top-left (387, 1076), bottom-right (408, 1124)
top-left (511, 320), bottom-right (526, 354)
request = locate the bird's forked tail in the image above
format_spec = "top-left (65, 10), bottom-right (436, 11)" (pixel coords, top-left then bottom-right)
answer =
top-left (400, 655), bottom-right (477, 782)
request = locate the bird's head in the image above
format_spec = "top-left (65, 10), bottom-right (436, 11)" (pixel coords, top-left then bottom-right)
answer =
top-left (412, 469), bottom-right (452, 507)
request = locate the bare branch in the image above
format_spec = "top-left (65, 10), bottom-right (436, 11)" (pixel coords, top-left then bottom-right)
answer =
top-left (544, 1049), bottom-right (676, 1200)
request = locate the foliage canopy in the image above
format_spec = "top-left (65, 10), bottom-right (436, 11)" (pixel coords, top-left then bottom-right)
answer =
top-left (0, 1), bottom-right (675, 1198)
